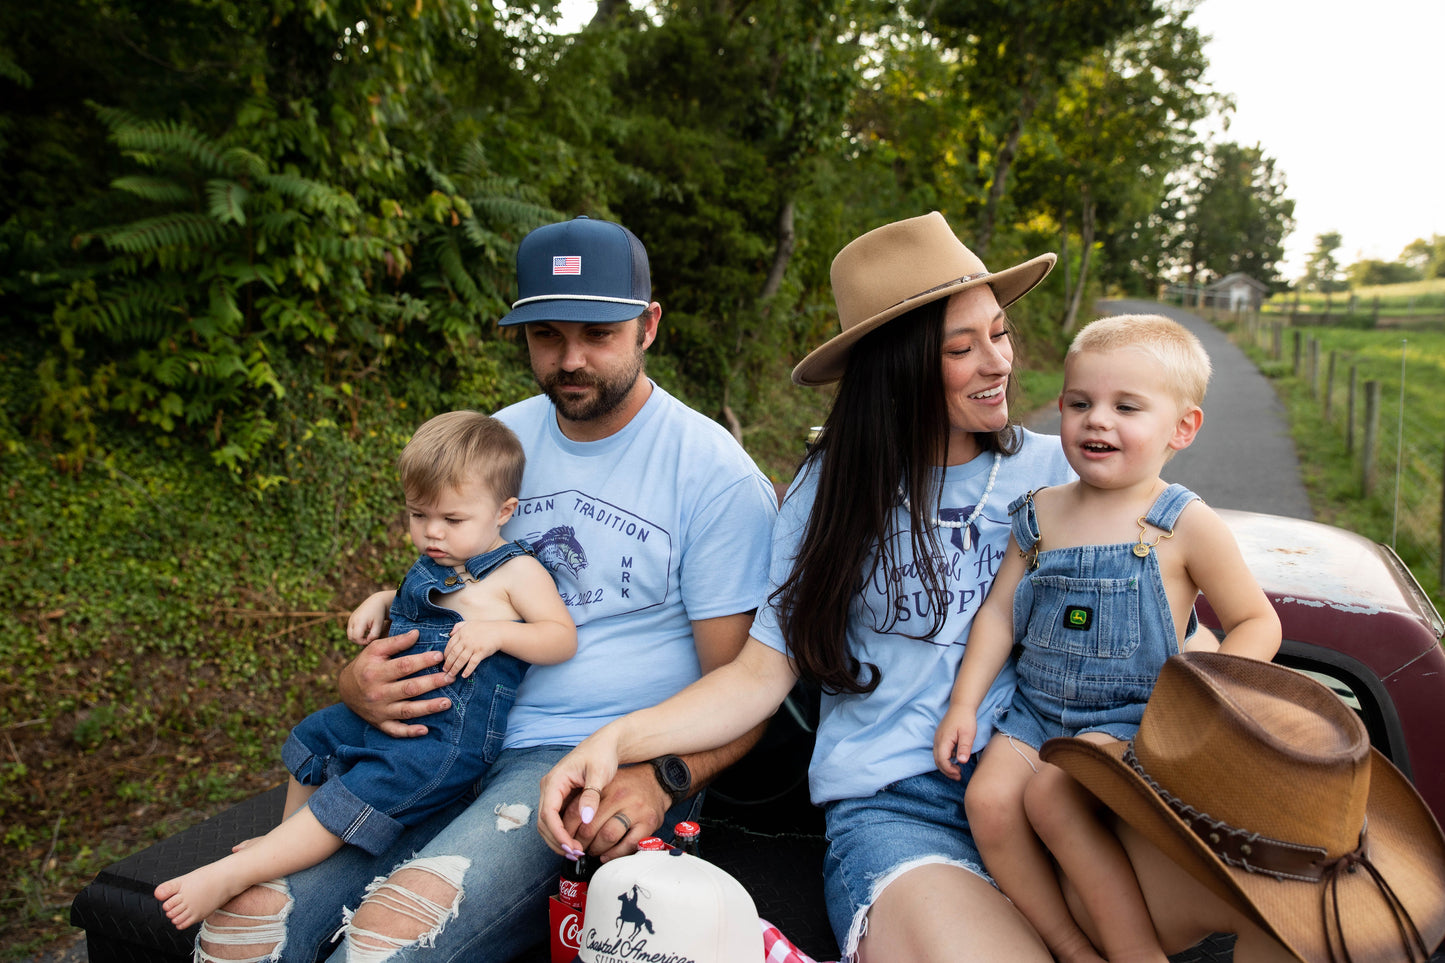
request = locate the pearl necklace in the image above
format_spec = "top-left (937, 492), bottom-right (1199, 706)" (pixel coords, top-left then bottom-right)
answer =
top-left (898, 451), bottom-right (1001, 552)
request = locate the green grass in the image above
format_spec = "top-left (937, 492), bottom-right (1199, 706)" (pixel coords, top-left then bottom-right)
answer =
top-left (1262, 277), bottom-right (1445, 318)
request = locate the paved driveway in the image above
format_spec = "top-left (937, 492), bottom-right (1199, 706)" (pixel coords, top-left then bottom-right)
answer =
top-left (1025, 299), bottom-right (1312, 520)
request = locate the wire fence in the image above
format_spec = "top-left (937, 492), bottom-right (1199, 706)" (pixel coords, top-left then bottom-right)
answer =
top-left (1220, 308), bottom-right (1444, 604)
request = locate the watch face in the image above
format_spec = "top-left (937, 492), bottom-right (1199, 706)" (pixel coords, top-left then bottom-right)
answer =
top-left (659, 757), bottom-right (689, 790)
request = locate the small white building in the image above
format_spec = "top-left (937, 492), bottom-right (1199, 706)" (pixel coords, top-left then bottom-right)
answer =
top-left (1203, 273), bottom-right (1271, 311)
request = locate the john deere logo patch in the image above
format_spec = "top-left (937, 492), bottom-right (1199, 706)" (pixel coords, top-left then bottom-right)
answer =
top-left (1064, 606), bottom-right (1093, 631)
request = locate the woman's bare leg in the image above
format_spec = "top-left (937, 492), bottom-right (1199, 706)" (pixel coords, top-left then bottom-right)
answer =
top-left (860, 862), bottom-right (1051, 963)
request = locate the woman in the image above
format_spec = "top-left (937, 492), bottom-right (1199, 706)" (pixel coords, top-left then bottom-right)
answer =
top-left (538, 211), bottom-right (1074, 961)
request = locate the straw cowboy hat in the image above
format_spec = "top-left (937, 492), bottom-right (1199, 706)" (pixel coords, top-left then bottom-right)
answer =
top-left (791, 211), bottom-right (1055, 386)
top-left (1041, 652), bottom-right (1445, 963)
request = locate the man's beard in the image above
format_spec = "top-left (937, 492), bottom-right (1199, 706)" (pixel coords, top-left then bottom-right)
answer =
top-left (538, 350), bottom-right (645, 423)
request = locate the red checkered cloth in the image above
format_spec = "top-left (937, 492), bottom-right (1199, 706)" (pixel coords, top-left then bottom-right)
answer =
top-left (760, 918), bottom-right (836, 963)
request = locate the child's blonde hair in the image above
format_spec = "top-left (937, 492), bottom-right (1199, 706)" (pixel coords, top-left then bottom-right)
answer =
top-left (398, 411), bottom-right (525, 506)
top-left (1068, 314), bottom-right (1212, 408)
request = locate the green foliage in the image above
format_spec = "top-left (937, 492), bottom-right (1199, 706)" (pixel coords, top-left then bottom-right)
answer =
top-left (1161, 141), bottom-right (1295, 287)
top-left (3, 0), bottom-right (1316, 477)
top-left (1346, 258), bottom-right (1422, 288)
top-left (1400, 235), bottom-right (1445, 280)
top-left (1301, 230), bottom-right (1346, 293)
top-left (1016, 3), bottom-right (1218, 326)
top-left (0, 348), bottom-right (445, 951)
top-left (5, 0), bottom-right (564, 482)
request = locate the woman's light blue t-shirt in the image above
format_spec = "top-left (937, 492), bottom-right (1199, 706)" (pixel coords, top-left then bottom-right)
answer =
top-left (750, 429), bottom-right (1074, 804)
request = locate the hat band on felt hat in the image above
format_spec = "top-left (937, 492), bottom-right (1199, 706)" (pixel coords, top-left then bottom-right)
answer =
top-left (1125, 745), bottom-right (1339, 882)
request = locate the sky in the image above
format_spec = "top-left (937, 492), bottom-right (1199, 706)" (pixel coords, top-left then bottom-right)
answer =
top-left (1189, 0), bottom-right (1445, 278)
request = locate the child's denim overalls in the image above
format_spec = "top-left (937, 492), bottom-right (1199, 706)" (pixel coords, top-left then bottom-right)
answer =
top-left (282, 540), bottom-right (534, 854)
top-left (994, 485), bottom-right (1199, 749)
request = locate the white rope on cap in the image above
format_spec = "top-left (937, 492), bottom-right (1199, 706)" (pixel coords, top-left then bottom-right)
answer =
top-left (510, 293), bottom-right (650, 309)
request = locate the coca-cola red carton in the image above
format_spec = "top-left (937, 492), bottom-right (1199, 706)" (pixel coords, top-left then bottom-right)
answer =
top-left (548, 894), bottom-right (584, 963)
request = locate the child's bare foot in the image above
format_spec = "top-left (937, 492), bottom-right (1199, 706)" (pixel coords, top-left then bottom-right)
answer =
top-left (231, 836), bottom-right (262, 853)
top-left (154, 864), bottom-right (247, 930)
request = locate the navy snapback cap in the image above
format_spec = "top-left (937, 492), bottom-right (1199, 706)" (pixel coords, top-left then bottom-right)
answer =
top-left (498, 216), bottom-right (651, 326)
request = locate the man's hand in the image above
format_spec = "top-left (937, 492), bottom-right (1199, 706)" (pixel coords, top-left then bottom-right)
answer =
top-left (563, 765), bottom-right (672, 864)
top-left (538, 729), bottom-right (674, 864)
top-left (338, 629), bottom-right (453, 738)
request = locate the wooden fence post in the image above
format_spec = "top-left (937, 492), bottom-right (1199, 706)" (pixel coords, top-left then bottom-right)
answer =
top-left (1324, 350), bottom-right (1337, 421)
top-left (1293, 330), bottom-right (1303, 376)
top-left (1308, 338), bottom-right (1320, 398)
top-left (1362, 380), bottom-right (1381, 495)
top-left (1347, 365), bottom-right (1359, 454)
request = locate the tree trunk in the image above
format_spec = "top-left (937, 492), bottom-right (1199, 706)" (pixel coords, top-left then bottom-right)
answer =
top-left (719, 383), bottom-right (743, 444)
top-left (1059, 211), bottom-right (1071, 309)
top-left (976, 89), bottom-right (1038, 256)
top-left (760, 198), bottom-right (795, 302)
top-left (1062, 190), bottom-right (1095, 334)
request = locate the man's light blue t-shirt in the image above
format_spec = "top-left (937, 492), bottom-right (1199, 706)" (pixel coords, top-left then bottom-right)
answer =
top-left (497, 382), bottom-right (779, 750)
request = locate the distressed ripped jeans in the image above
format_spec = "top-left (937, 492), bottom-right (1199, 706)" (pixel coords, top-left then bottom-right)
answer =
top-left (197, 746), bottom-right (565, 963)
top-left (197, 745), bottom-right (702, 963)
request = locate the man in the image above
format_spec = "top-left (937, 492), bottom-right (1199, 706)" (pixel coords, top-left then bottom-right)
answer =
top-left (195, 216), bottom-right (778, 962)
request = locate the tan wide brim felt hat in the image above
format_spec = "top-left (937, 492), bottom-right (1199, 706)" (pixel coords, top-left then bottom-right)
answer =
top-left (792, 211), bottom-right (1055, 386)
top-left (1040, 653), bottom-right (1445, 963)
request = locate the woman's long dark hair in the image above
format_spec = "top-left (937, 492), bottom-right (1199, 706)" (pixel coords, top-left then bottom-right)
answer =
top-left (776, 297), bottom-right (1020, 695)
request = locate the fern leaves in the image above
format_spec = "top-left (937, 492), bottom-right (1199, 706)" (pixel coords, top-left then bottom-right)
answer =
top-left (206, 180), bottom-right (250, 225)
top-left (89, 213), bottom-right (228, 255)
top-left (39, 94), bottom-right (566, 479)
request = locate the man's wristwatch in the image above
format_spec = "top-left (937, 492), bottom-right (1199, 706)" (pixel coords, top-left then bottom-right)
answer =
top-left (648, 754), bottom-right (692, 805)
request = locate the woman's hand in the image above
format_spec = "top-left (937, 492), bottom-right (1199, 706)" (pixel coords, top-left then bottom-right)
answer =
top-left (537, 727), bottom-right (624, 858)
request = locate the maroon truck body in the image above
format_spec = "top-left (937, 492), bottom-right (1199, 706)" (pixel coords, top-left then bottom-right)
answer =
top-left (1199, 510), bottom-right (1445, 829)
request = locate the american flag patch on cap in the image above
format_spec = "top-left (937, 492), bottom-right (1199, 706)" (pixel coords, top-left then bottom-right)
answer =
top-left (553, 255), bottom-right (581, 275)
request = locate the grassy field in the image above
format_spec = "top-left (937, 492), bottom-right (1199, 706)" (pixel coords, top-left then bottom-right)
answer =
top-left (1262, 276), bottom-right (1445, 319)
